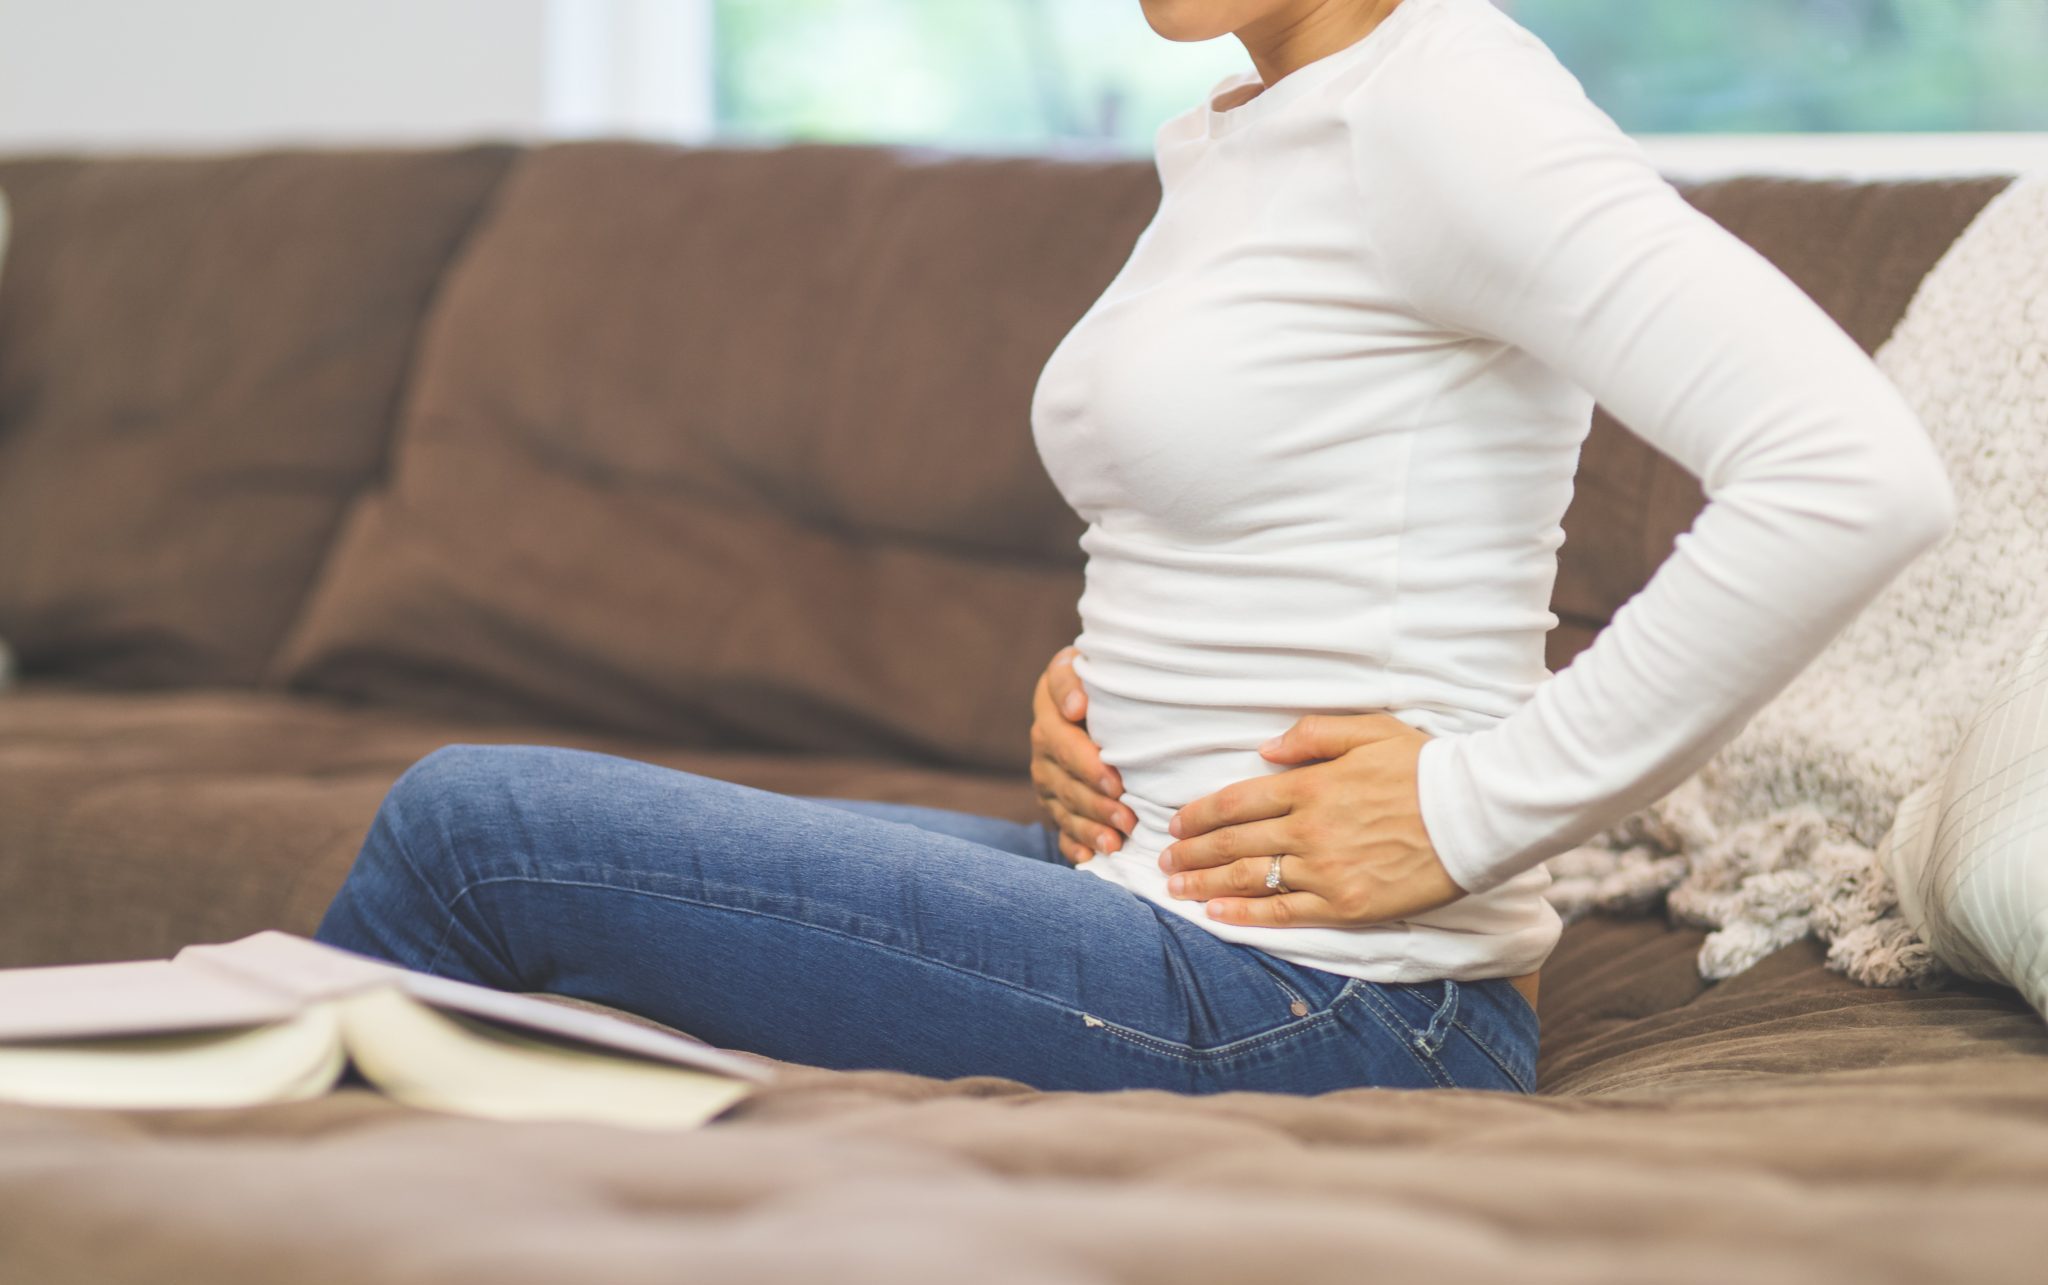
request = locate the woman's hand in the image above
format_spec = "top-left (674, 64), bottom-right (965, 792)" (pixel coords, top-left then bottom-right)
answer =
top-left (1030, 646), bottom-right (1137, 865)
top-left (1156, 713), bottom-right (1467, 927)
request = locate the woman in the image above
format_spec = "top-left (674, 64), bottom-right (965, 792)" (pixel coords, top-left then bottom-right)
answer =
top-left (314, 0), bottom-right (1953, 1096)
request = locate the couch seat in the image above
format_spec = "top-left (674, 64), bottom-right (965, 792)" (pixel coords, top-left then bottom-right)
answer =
top-left (0, 683), bottom-right (1043, 969)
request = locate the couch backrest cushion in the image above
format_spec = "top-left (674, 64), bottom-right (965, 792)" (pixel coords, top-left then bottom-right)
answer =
top-left (0, 147), bottom-right (514, 686)
top-left (273, 141), bottom-right (2012, 767)
top-left (273, 141), bottom-right (1162, 768)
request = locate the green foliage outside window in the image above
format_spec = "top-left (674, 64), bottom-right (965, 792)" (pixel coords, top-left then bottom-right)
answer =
top-left (709, 0), bottom-right (2048, 150)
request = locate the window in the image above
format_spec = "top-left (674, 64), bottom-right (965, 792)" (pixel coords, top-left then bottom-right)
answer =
top-left (1509, 0), bottom-right (2048, 133)
top-left (708, 0), bottom-right (1241, 152)
top-left (708, 0), bottom-right (2048, 155)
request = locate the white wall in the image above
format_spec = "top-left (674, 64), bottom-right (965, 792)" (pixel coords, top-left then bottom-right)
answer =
top-left (0, 0), bottom-right (714, 154)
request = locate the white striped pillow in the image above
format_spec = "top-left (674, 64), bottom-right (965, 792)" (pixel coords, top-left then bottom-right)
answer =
top-left (1880, 616), bottom-right (2048, 1020)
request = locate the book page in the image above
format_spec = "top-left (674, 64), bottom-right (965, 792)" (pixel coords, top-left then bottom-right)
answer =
top-left (394, 971), bottom-right (776, 1084)
top-left (339, 987), bottom-right (757, 1129)
top-left (175, 930), bottom-right (411, 1002)
top-left (0, 1003), bottom-right (347, 1108)
top-left (185, 930), bottom-right (775, 1084)
top-left (2, 931), bottom-right (775, 1095)
top-left (0, 958), bottom-right (298, 1042)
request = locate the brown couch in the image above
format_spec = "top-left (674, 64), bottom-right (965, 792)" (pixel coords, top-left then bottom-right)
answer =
top-left (0, 141), bottom-right (2043, 1284)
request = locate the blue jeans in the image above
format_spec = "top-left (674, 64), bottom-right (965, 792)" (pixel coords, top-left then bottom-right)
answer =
top-left (314, 745), bottom-right (1540, 1096)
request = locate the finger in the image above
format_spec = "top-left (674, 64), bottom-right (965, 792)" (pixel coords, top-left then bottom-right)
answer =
top-left (1165, 852), bottom-right (1308, 903)
top-left (1028, 704), bottom-right (1123, 807)
top-left (1044, 804), bottom-right (1095, 865)
top-left (1045, 797), bottom-right (1122, 859)
top-left (1048, 717), bottom-right (1126, 805)
top-left (1031, 728), bottom-right (1131, 834)
top-left (1064, 770), bottom-right (1146, 840)
top-left (1031, 664), bottom-right (1071, 728)
top-left (1045, 646), bottom-right (1087, 721)
top-left (1262, 712), bottom-right (1409, 763)
top-left (1203, 892), bottom-right (1333, 929)
top-left (1030, 656), bottom-right (1088, 733)
top-left (1157, 816), bottom-right (1294, 873)
top-left (1054, 827), bottom-right (1095, 866)
top-left (1170, 775), bottom-right (1295, 841)
top-left (1037, 796), bottom-right (1080, 855)
top-left (1056, 778), bottom-right (1138, 848)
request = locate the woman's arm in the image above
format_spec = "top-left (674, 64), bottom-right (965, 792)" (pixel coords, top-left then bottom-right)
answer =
top-left (1345, 34), bottom-right (1956, 898)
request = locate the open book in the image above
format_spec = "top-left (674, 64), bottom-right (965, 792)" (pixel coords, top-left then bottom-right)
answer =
top-left (0, 931), bottom-right (775, 1128)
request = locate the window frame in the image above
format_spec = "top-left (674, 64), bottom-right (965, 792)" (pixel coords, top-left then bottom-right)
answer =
top-left (1637, 131), bottom-right (2048, 180)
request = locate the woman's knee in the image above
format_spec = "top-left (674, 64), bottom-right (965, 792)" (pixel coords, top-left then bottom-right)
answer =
top-left (361, 744), bottom-right (539, 879)
top-left (387, 742), bottom-right (521, 813)
top-left (320, 745), bottom-right (537, 964)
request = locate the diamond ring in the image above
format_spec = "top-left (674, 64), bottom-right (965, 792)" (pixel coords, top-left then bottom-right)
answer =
top-left (1265, 854), bottom-right (1291, 894)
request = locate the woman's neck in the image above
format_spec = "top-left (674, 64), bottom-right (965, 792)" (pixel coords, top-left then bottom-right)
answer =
top-left (1233, 0), bottom-right (1409, 100)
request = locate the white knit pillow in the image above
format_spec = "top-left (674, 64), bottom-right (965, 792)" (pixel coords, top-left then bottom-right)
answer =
top-left (1543, 173), bottom-right (2048, 986)
top-left (1878, 617), bottom-right (2048, 1021)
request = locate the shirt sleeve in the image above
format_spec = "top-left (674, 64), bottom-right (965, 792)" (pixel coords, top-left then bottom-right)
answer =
top-left (1345, 36), bottom-right (1957, 897)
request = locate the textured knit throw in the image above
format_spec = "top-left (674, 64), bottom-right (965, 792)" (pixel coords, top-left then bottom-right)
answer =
top-left (1542, 172), bottom-right (2048, 989)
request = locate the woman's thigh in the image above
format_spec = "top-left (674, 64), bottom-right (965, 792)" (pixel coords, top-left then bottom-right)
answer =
top-left (315, 745), bottom-right (1533, 1096)
top-left (789, 794), bottom-right (1065, 866)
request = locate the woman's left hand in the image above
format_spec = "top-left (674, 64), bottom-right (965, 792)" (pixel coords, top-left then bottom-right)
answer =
top-left (1158, 713), bottom-right (1467, 928)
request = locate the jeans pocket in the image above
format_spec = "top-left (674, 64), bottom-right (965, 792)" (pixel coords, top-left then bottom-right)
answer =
top-left (1354, 979), bottom-right (1464, 1089)
top-left (1081, 967), bottom-right (1360, 1065)
top-left (1376, 979), bottom-right (1537, 1094)
top-left (1387, 979), bottom-right (1461, 1057)
top-left (1245, 954), bottom-right (1320, 1019)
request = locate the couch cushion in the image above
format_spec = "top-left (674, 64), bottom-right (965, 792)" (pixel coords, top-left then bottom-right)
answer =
top-left (0, 684), bottom-right (1043, 970)
top-left (0, 1023), bottom-right (2044, 1285)
top-left (1532, 913), bottom-right (2046, 1096)
top-left (273, 140), bottom-right (1165, 770)
top-left (0, 147), bottom-right (514, 686)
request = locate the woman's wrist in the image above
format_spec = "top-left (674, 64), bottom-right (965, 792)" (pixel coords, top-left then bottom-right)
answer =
top-left (1414, 730), bottom-right (1511, 897)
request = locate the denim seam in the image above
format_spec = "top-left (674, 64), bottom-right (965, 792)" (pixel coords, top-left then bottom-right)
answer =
top-left (1354, 984), bottom-right (1457, 1089)
top-left (1086, 977), bottom-right (1367, 1063)
top-left (1384, 980), bottom-right (1459, 1054)
top-left (369, 791), bottom-right (475, 981)
top-left (1498, 979), bottom-right (1540, 1027)
top-left (422, 903), bottom-right (466, 978)
top-left (1265, 972), bottom-right (1309, 1011)
top-left (415, 870), bottom-right (1530, 1087)
top-left (1448, 1011), bottom-right (1535, 1095)
top-left (1424, 979), bottom-right (1460, 1052)
top-left (1380, 979), bottom-right (1528, 1094)
top-left (372, 788), bottom-right (454, 925)
top-left (1245, 955), bottom-right (1312, 1012)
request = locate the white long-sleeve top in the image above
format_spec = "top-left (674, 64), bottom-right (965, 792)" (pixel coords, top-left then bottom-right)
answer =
top-left (1028, 0), bottom-right (1955, 984)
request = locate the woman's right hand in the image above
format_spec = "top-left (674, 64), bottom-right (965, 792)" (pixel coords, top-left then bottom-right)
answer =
top-left (1030, 645), bottom-right (1136, 865)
